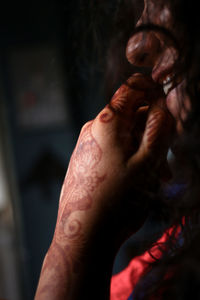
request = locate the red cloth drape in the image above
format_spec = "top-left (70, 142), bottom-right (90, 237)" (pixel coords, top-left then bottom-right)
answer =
top-left (110, 224), bottom-right (182, 300)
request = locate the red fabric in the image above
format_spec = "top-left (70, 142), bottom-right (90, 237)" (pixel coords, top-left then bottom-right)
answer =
top-left (110, 225), bottom-right (181, 300)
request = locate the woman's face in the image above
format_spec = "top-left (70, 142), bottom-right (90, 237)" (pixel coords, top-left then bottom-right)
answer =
top-left (126, 0), bottom-right (190, 134)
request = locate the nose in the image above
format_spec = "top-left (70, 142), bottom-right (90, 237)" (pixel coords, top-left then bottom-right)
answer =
top-left (126, 31), bottom-right (161, 68)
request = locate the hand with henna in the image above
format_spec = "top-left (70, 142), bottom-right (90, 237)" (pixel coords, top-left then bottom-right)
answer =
top-left (35, 73), bottom-right (174, 300)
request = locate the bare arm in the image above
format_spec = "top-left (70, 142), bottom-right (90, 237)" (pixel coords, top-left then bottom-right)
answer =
top-left (35, 74), bottom-right (174, 300)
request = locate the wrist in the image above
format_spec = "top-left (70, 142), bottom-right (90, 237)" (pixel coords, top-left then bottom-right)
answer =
top-left (54, 191), bottom-right (148, 255)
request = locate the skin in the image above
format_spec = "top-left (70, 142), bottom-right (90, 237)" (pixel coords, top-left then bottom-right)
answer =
top-left (35, 74), bottom-right (173, 300)
top-left (35, 1), bottom-right (184, 299)
top-left (126, 0), bottom-right (190, 133)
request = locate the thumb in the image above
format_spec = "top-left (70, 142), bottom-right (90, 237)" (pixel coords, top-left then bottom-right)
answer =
top-left (128, 97), bottom-right (175, 169)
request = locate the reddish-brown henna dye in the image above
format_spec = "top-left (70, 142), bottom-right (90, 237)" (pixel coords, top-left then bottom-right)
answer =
top-left (110, 87), bottom-right (129, 112)
top-left (146, 117), bottom-right (160, 130)
top-left (57, 122), bottom-right (106, 227)
top-left (50, 121), bottom-right (106, 278)
top-left (110, 81), bottom-right (149, 115)
top-left (146, 112), bottom-right (163, 149)
top-left (37, 243), bottom-right (72, 298)
top-left (111, 96), bottom-right (128, 112)
top-left (99, 108), bottom-right (115, 123)
top-left (147, 130), bottom-right (159, 149)
top-left (64, 219), bottom-right (82, 239)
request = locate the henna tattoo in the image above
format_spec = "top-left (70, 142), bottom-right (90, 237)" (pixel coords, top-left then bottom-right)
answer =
top-left (37, 243), bottom-right (72, 298)
top-left (57, 122), bottom-right (106, 226)
top-left (110, 86), bottom-right (129, 112)
top-left (64, 219), bottom-right (82, 239)
top-left (99, 107), bottom-right (115, 123)
top-left (50, 121), bottom-right (106, 277)
top-left (146, 112), bottom-right (163, 149)
top-left (146, 112), bottom-right (161, 130)
top-left (36, 122), bottom-right (107, 298)
top-left (110, 79), bottom-right (149, 115)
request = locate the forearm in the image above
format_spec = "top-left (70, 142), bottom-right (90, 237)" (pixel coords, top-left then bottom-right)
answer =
top-left (35, 73), bottom-right (173, 299)
top-left (35, 212), bottom-right (120, 300)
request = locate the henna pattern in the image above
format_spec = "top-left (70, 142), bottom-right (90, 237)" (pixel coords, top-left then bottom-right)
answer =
top-left (146, 112), bottom-right (163, 149)
top-left (37, 243), bottom-right (72, 298)
top-left (110, 86), bottom-right (129, 112)
top-left (36, 122), bottom-right (107, 298)
top-left (110, 79), bottom-right (150, 115)
top-left (57, 122), bottom-right (106, 228)
top-left (48, 121), bottom-right (106, 275)
top-left (64, 219), bottom-right (82, 239)
top-left (146, 112), bottom-right (161, 129)
top-left (99, 107), bottom-right (115, 123)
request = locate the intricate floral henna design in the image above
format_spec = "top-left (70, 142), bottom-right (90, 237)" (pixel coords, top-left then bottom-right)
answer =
top-left (37, 243), bottom-right (72, 298)
top-left (53, 121), bottom-right (106, 271)
top-left (58, 122), bottom-right (106, 224)
top-left (64, 219), bottom-right (82, 239)
top-left (110, 86), bottom-right (129, 112)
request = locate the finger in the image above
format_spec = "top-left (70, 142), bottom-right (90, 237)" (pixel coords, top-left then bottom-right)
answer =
top-left (109, 73), bottom-right (162, 119)
top-left (128, 97), bottom-right (175, 169)
top-left (130, 106), bottom-right (149, 153)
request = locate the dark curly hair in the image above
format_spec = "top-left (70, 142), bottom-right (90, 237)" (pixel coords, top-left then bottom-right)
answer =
top-left (103, 0), bottom-right (200, 299)
top-left (106, 0), bottom-right (200, 299)
top-left (68, 0), bottom-right (200, 298)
